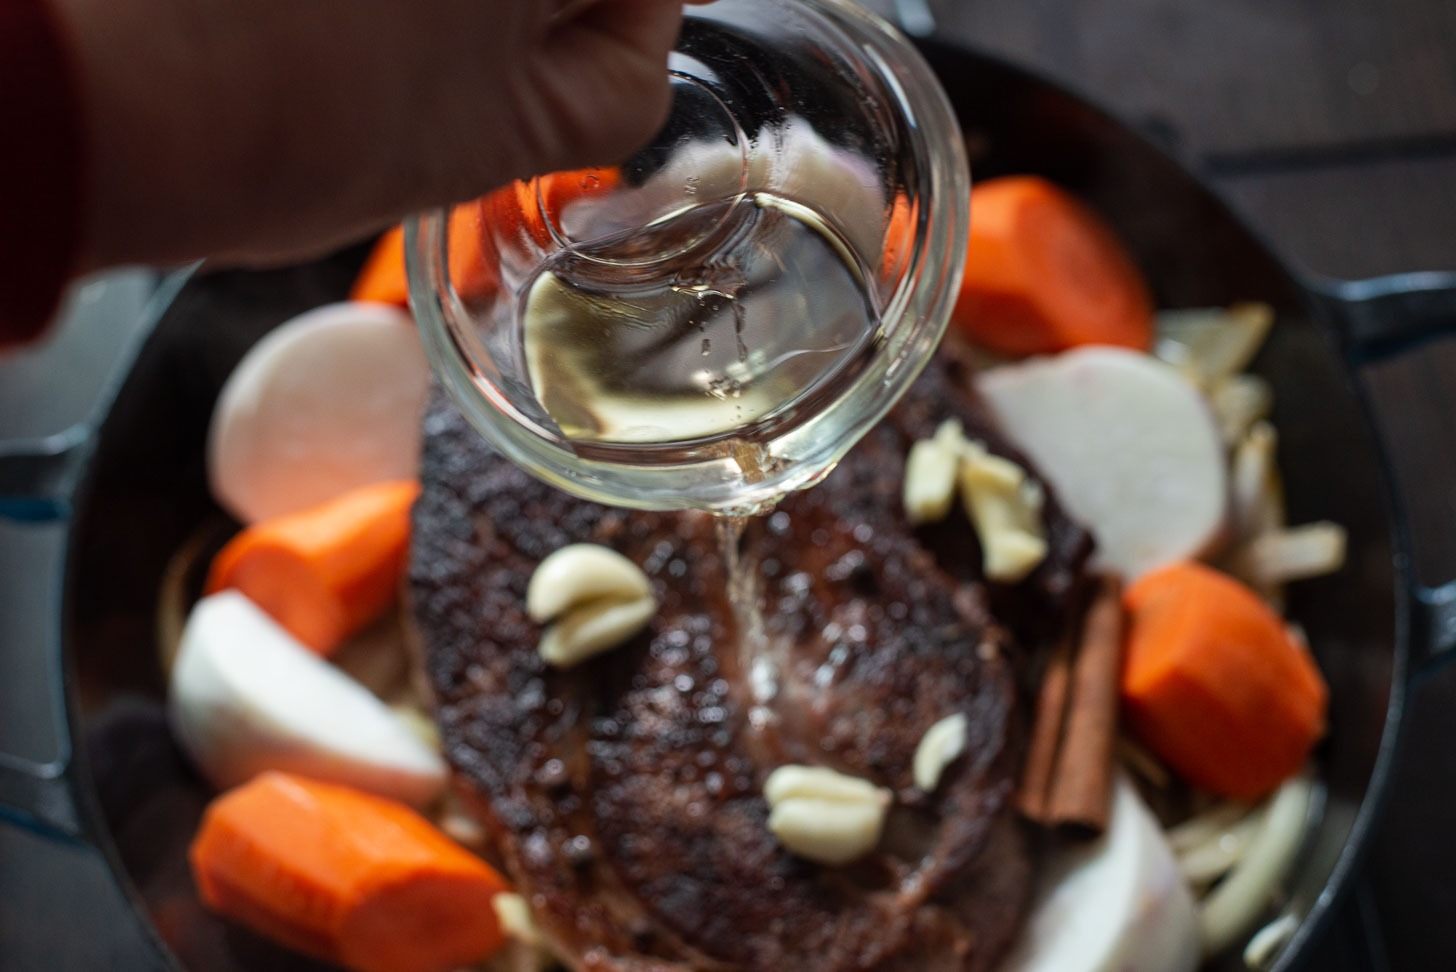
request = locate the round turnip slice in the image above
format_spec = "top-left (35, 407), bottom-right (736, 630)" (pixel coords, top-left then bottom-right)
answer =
top-left (976, 346), bottom-right (1227, 580)
top-left (208, 301), bottom-right (429, 524)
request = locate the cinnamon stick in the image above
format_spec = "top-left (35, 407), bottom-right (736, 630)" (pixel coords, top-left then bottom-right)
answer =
top-left (1017, 575), bottom-right (1125, 835)
top-left (1016, 622), bottom-right (1075, 823)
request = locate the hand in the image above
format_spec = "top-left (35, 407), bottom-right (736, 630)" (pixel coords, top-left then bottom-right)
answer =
top-left (52, 0), bottom-right (696, 270)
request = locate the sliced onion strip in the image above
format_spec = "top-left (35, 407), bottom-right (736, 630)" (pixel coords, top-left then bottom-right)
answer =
top-left (1229, 421), bottom-right (1282, 543)
top-left (1210, 373), bottom-right (1274, 447)
top-left (1176, 810), bottom-right (1263, 886)
top-left (1198, 773), bottom-right (1313, 957)
top-left (1154, 302), bottom-right (1274, 388)
top-left (1230, 522), bottom-right (1348, 588)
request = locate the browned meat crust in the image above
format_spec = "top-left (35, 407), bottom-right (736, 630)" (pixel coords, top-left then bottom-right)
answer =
top-left (410, 351), bottom-right (1091, 971)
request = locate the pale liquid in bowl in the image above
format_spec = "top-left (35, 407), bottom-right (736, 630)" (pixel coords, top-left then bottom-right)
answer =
top-left (520, 190), bottom-right (884, 505)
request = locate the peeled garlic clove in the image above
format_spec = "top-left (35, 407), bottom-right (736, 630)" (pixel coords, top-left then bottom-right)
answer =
top-left (914, 713), bottom-right (969, 792)
top-left (903, 437), bottom-right (960, 524)
top-left (764, 765), bottom-right (891, 866)
top-left (527, 543), bottom-right (653, 623)
top-left (904, 419), bottom-right (977, 524)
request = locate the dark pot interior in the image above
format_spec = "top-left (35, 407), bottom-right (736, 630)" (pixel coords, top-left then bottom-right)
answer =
top-left (54, 41), bottom-right (1403, 972)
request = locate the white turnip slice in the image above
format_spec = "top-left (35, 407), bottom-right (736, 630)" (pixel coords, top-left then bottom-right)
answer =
top-left (1000, 774), bottom-right (1200, 972)
top-left (976, 346), bottom-right (1227, 580)
top-left (168, 590), bottom-right (446, 806)
top-left (207, 301), bottom-right (429, 524)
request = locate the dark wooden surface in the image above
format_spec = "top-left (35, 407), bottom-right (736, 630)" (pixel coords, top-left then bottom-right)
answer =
top-left (938, 0), bottom-right (1456, 159)
top-left (919, 1), bottom-right (1456, 967)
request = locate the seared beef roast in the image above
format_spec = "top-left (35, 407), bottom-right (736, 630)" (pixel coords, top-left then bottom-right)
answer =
top-left (410, 349), bottom-right (1091, 971)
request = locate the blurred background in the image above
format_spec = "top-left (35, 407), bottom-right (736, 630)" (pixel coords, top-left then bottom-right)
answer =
top-left (3, 0), bottom-right (1454, 967)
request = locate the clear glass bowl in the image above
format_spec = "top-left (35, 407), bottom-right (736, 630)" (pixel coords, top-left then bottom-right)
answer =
top-left (407, 0), bottom-right (969, 513)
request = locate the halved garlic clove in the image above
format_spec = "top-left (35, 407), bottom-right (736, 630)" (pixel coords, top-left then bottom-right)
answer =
top-left (904, 419), bottom-right (972, 524)
top-left (904, 438), bottom-right (960, 524)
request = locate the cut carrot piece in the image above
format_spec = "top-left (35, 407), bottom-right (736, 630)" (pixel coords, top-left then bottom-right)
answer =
top-left (350, 225), bottom-right (410, 306)
top-left (539, 165), bottom-right (622, 227)
top-left (351, 167), bottom-right (621, 309)
top-left (443, 195), bottom-right (503, 301)
top-left (953, 175), bottom-right (1154, 356)
top-left (190, 772), bottom-right (508, 972)
top-left (482, 165), bottom-right (624, 254)
top-left (350, 212), bottom-right (497, 309)
top-left (1120, 561), bottom-right (1327, 800)
top-left (205, 479), bottom-right (419, 656)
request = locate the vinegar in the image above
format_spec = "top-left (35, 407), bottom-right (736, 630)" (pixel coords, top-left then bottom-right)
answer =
top-left (521, 191), bottom-right (883, 495)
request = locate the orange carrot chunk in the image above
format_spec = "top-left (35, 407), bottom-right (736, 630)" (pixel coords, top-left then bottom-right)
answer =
top-left (205, 479), bottom-right (420, 656)
top-left (953, 175), bottom-right (1154, 356)
top-left (349, 212), bottom-right (497, 309)
top-left (350, 225), bottom-right (411, 307)
top-left (1120, 561), bottom-right (1328, 800)
top-left (351, 167), bottom-right (621, 309)
top-left (190, 772), bottom-right (509, 972)
top-left (443, 194), bottom-right (507, 301)
top-left (539, 165), bottom-right (622, 225)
